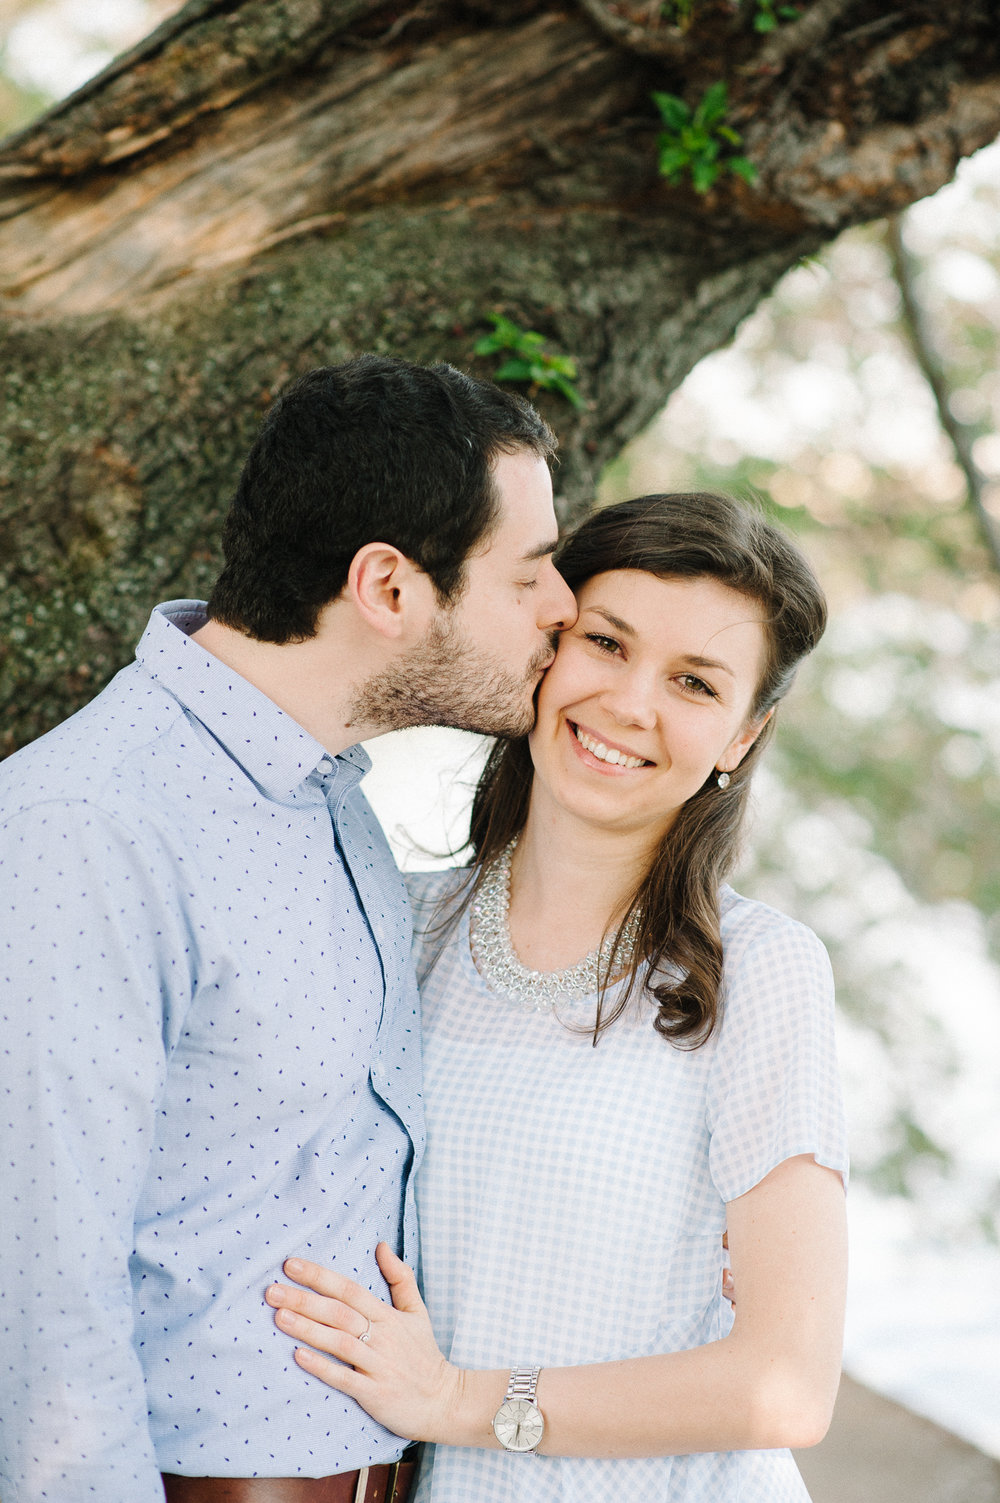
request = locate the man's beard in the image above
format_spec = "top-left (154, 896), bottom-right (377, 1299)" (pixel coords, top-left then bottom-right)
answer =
top-left (348, 613), bottom-right (556, 739)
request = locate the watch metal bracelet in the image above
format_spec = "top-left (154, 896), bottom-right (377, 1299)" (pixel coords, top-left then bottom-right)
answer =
top-left (505, 1365), bottom-right (541, 1402)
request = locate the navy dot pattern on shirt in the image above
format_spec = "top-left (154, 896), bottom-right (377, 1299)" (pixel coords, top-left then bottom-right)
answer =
top-left (0, 601), bottom-right (425, 1500)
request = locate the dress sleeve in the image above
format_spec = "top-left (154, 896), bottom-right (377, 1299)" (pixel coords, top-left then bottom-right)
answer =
top-left (0, 801), bottom-right (189, 1502)
top-left (706, 904), bottom-right (849, 1205)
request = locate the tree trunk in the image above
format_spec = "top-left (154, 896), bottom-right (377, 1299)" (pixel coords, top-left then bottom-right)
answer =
top-left (2, 0), bottom-right (999, 754)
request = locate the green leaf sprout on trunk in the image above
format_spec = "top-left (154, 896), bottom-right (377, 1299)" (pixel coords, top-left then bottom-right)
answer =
top-left (474, 313), bottom-right (585, 409)
top-left (653, 81), bottom-right (758, 194)
top-left (752, 0), bottom-right (803, 32)
top-left (661, 0), bottom-right (802, 27)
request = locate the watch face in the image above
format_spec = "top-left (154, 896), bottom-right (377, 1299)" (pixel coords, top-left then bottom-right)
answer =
top-left (493, 1397), bottom-right (545, 1452)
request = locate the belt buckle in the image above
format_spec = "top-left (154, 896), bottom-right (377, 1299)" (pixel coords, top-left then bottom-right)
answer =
top-left (353, 1459), bottom-right (402, 1503)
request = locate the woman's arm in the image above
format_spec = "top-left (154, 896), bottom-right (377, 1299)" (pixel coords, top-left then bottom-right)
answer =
top-left (266, 1152), bottom-right (847, 1457)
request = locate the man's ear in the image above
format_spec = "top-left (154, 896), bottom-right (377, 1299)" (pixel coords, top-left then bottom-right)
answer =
top-left (718, 708), bottom-right (774, 773)
top-left (346, 543), bottom-right (432, 640)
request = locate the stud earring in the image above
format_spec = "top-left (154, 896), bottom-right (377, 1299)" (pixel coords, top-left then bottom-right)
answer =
top-left (716, 770), bottom-right (731, 789)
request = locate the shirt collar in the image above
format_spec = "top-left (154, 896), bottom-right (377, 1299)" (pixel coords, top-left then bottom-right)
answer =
top-left (135, 600), bottom-right (371, 801)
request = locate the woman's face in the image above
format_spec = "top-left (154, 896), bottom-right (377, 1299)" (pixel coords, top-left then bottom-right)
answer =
top-left (528, 569), bottom-right (770, 845)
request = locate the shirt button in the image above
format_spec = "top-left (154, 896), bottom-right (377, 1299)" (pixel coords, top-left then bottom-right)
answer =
top-left (317, 757), bottom-right (334, 776)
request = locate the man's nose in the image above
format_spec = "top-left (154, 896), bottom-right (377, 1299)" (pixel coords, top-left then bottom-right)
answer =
top-left (539, 563), bottom-right (577, 631)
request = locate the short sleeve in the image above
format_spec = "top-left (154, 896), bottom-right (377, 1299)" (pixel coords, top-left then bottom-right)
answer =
top-left (706, 902), bottom-right (849, 1205)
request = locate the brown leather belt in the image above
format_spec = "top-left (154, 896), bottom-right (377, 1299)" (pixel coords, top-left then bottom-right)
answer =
top-left (161, 1451), bottom-right (418, 1503)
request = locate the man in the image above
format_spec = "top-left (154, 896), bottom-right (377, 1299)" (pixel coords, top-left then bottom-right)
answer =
top-left (0, 356), bottom-right (576, 1502)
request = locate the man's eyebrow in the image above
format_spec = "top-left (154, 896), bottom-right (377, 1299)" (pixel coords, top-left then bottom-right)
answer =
top-left (519, 539), bottom-right (560, 562)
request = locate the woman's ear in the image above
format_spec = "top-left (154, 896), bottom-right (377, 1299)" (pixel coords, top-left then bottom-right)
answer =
top-left (346, 543), bottom-right (434, 641)
top-left (718, 708), bottom-right (774, 774)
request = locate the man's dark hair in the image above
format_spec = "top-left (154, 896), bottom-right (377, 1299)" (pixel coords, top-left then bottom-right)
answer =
top-left (207, 355), bottom-right (557, 642)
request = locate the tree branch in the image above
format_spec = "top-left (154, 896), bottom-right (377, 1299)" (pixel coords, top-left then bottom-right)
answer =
top-left (0, 0), bottom-right (394, 178)
top-left (572, 0), bottom-right (689, 61)
top-left (574, 0), bottom-right (863, 76)
top-left (887, 213), bottom-right (1000, 574)
top-left (751, 0), bottom-right (859, 76)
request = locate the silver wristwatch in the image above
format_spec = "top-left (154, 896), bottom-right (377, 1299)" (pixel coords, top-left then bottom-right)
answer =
top-left (492, 1365), bottom-right (545, 1453)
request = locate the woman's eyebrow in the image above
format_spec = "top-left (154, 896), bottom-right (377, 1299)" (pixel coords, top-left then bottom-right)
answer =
top-left (588, 607), bottom-right (735, 676)
top-left (682, 653), bottom-right (735, 678)
top-left (587, 607), bottom-right (637, 637)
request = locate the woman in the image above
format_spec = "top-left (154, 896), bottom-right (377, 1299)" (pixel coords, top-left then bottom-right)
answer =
top-left (266, 492), bottom-right (849, 1501)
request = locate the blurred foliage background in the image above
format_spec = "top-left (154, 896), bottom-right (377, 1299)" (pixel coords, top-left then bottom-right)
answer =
top-left (600, 163), bottom-right (1000, 1249)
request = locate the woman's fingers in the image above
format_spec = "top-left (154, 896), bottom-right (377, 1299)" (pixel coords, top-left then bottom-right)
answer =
top-left (280, 1257), bottom-right (386, 1319)
top-left (293, 1343), bottom-right (374, 1400)
top-left (265, 1281), bottom-right (370, 1336)
top-left (273, 1303), bottom-right (377, 1365)
top-left (375, 1242), bottom-right (423, 1313)
top-left (268, 1246), bottom-right (462, 1444)
top-left (264, 1280), bottom-right (378, 1352)
top-left (266, 1257), bottom-right (390, 1353)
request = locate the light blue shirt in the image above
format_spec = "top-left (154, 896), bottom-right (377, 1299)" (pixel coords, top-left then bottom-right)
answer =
top-left (0, 602), bottom-right (424, 1501)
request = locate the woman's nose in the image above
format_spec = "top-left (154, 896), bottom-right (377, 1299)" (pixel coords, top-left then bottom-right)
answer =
top-left (602, 674), bottom-right (658, 730)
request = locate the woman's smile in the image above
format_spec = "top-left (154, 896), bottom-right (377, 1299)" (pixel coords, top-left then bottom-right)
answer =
top-left (567, 719), bottom-right (654, 772)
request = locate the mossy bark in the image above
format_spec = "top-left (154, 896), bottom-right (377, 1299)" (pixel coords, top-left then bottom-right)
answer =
top-left (2, 0), bottom-right (999, 754)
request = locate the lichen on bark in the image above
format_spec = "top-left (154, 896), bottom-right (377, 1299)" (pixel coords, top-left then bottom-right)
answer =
top-left (0, 200), bottom-right (816, 753)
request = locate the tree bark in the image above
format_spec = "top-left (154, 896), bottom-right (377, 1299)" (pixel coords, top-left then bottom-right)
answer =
top-left (2, 0), bottom-right (1000, 754)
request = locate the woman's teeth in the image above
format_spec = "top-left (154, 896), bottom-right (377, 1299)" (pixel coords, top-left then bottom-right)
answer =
top-left (574, 726), bottom-right (648, 769)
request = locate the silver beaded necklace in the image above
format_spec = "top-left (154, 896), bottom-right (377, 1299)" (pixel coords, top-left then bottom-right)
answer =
top-left (470, 839), bottom-right (642, 1012)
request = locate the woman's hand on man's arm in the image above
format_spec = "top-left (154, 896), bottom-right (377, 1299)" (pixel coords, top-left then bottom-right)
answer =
top-left (268, 1152), bottom-right (846, 1458)
top-left (265, 1244), bottom-right (507, 1446)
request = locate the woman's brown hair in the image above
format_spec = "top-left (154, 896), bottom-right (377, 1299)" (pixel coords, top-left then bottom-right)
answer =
top-left (432, 492), bottom-right (827, 1046)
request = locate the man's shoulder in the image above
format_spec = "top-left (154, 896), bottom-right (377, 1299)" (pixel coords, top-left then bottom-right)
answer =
top-left (0, 663), bottom-right (185, 822)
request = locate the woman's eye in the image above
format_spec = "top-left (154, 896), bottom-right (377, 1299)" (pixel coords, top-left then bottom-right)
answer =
top-left (679, 673), bottom-right (717, 698)
top-left (584, 633), bottom-right (621, 655)
top-left (517, 577), bottom-right (539, 590)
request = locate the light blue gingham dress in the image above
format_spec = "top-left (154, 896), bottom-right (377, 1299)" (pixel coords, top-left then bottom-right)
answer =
top-left (406, 870), bottom-right (848, 1503)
